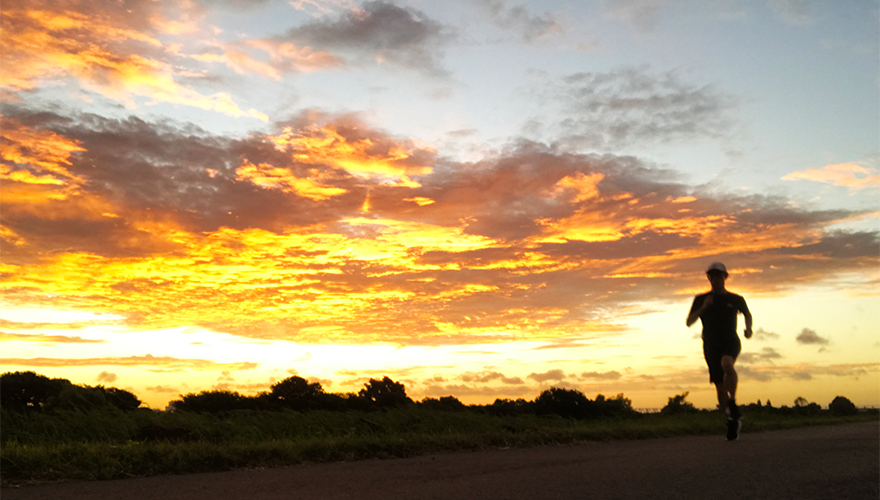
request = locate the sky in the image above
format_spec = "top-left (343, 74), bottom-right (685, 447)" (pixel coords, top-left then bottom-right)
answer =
top-left (1, 0), bottom-right (878, 411)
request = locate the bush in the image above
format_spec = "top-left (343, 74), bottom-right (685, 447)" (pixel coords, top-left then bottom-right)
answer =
top-left (828, 396), bottom-right (858, 416)
top-left (660, 392), bottom-right (698, 415)
top-left (420, 396), bottom-right (467, 412)
top-left (270, 376), bottom-right (324, 411)
top-left (358, 377), bottom-right (412, 409)
top-left (172, 390), bottom-right (254, 413)
top-left (535, 387), bottom-right (592, 419)
top-left (0, 371), bottom-right (70, 411)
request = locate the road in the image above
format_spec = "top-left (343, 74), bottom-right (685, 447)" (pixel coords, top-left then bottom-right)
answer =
top-left (3, 422), bottom-right (877, 499)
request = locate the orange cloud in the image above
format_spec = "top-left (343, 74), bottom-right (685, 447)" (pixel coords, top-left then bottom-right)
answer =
top-left (1, 117), bottom-right (85, 185)
top-left (0, 332), bottom-right (106, 343)
top-left (0, 355), bottom-right (258, 372)
top-left (235, 159), bottom-right (348, 200)
top-left (267, 124), bottom-right (434, 184)
top-left (783, 162), bottom-right (880, 191)
top-left (0, 6), bottom-right (267, 120)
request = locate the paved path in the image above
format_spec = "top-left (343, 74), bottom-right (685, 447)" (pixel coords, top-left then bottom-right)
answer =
top-left (3, 422), bottom-right (877, 499)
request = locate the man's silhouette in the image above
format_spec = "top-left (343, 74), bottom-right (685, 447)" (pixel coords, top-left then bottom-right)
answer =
top-left (687, 262), bottom-right (752, 440)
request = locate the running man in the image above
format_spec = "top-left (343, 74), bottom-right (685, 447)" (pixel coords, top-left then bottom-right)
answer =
top-left (687, 262), bottom-right (753, 440)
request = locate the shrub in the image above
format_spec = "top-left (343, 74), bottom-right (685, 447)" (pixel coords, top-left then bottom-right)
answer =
top-left (660, 392), bottom-right (698, 415)
top-left (828, 396), bottom-right (858, 416)
top-left (358, 377), bottom-right (412, 409)
top-left (535, 387), bottom-right (592, 419)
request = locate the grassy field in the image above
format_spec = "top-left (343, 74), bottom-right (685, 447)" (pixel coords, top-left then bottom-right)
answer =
top-left (2, 406), bottom-right (876, 485)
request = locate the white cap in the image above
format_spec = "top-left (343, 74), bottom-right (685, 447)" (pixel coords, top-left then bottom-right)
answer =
top-left (706, 262), bottom-right (727, 274)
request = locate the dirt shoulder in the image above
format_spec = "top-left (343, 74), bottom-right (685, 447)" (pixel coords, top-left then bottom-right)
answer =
top-left (3, 421), bottom-right (877, 500)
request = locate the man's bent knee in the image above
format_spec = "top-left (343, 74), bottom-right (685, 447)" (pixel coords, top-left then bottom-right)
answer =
top-left (720, 356), bottom-right (735, 372)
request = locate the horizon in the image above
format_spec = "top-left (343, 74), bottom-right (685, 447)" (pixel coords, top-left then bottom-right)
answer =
top-left (1, 0), bottom-right (878, 413)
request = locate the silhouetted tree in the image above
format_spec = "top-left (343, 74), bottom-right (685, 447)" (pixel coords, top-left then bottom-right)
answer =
top-left (793, 396), bottom-right (821, 415)
top-left (358, 377), bottom-right (412, 409)
top-left (420, 395), bottom-right (467, 411)
top-left (660, 392), bottom-right (698, 415)
top-left (828, 396), bottom-right (858, 416)
top-left (270, 376), bottom-right (324, 411)
top-left (0, 371), bottom-right (70, 411)
top-left (535, 387), bottom-right (592, 419)
top-left (593, 393), bottom-right (637, 417)
top-left (486, 398), bottom-right (534, 416)
top-left (101, 386), bottom-right (142, 411)
top-left (44, 385), bottom-right (107, 412)
top-left (174, 390), bottom-right (252, 413)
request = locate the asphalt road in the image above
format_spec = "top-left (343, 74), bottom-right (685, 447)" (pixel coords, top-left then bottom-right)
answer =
top-left (3, 422), bottom-right (877, 500)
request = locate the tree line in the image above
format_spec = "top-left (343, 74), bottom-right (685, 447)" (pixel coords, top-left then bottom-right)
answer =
top-left (0, 371), bottom-right (861, 418)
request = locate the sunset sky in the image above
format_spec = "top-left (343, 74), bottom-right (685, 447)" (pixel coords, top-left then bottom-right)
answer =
top-left (2, 0), bottom-right (878, 411)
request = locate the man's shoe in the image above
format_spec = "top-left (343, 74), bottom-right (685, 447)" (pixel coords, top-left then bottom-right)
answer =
top-left (728, 400), bottom-right (741, 421)
top-left (726, 418), bottom-right (742, 441)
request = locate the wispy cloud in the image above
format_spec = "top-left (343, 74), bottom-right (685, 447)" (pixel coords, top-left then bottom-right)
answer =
top-left (0, 355), bottom-right (258, 372)
top-left (782, 162), bottom-right (880, 192)
top-left (529, 67), bottom-right (737, 151)
top-left (1, 1), bottom-right (267, 120)
top-left (282, 1), bottom-right (452, 76)
top-left (476, 0), bottom-right (561, 41)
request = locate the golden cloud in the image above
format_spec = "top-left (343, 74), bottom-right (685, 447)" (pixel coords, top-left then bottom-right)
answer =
top-left (235, 159), bottom-right (348, 200)
top-left (0, 355), bottom-right (258, 372)
top-left (0, 6), bottom-right (267, 120)
top-left (783, 162), bottom-right (880, 191)
top-left (268, 125), bottom-right (433, 183)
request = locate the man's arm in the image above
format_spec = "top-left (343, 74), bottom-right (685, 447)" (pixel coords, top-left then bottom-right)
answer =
top-left (741, 297), bottom-right (753, 339)
top-left (686, 294), bottom-right (711, 327)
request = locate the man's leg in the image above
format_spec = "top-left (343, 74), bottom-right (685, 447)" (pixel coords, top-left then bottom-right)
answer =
top-left (720, 355), bottom-right (738, 404)
top-left (714, 382), bottom-right (727, 413)
top-left (721, 355), bottom-right (742, 440)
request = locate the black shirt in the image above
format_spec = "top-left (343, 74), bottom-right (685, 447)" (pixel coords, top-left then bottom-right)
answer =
top-left (690, 292), bottom-right (749, 343)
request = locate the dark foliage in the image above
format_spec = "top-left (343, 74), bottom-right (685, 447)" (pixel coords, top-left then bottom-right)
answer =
top-left (269, 376), bottom-right (325, 411)
top-left (660, 392), bottom-right (699, 415)
top-left (0, 371), bottom-right (71, 411)
top-left (828, 396), bottom-right (858, 416)
top-left (533, 388), bottom-right (636, 420)
top-left (482, 398), bottom-right (534, 416)
top-left (420, 395), bottom-right (467, 411)
top-left (172, 390), bottom-right (256, 413)
top-left (358, 376), bottom-right (413, 409)
top-left (0, 371), bottom-right (141, 413)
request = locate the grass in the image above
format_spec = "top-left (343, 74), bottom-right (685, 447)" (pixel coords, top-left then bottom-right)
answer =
top-left (2, 407), bottom-right (876, 485)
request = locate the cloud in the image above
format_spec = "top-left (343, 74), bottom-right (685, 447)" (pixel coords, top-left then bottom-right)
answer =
top-left (460, 370), bottom-right (524, 385)
top-left (796, 328), bottom-right (829, 346)
top-left (579, 370), bottom-right (622, 380)
top-left (604, 0), bottom-right (667, 32)
top-left (531, 67), bottom-right (737, 151)
top-left (0, 105), bottom-right (877, 346)
top-left (737, 362), bottom-right (877, 383)
top-left (0, 1), bottom-right (267, 120)
top-left (752, 327), bottom-right (780, 341)
top-left (282, 1), bottom-right (451, 76)
top-left (97, 371), bottom-right (118, 383)
top-left (768, 0), bottom-right (815, 25)
top-left (0, 355), bottom-right (259, 372)
top-left (737, 347), bottom-right (783, 364)
top-left (191, 38), bottom-right (343, 79)
top-left (146, 385), bottom-right (180, 393)
top-left (476, 0), bottom-right (561, 41)
top-left (527, 369), bottom-right (567, 382)
top-left (0, 331), bottom-right (106, 343)
top-left (782, 162), bottom-right (880, 192)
